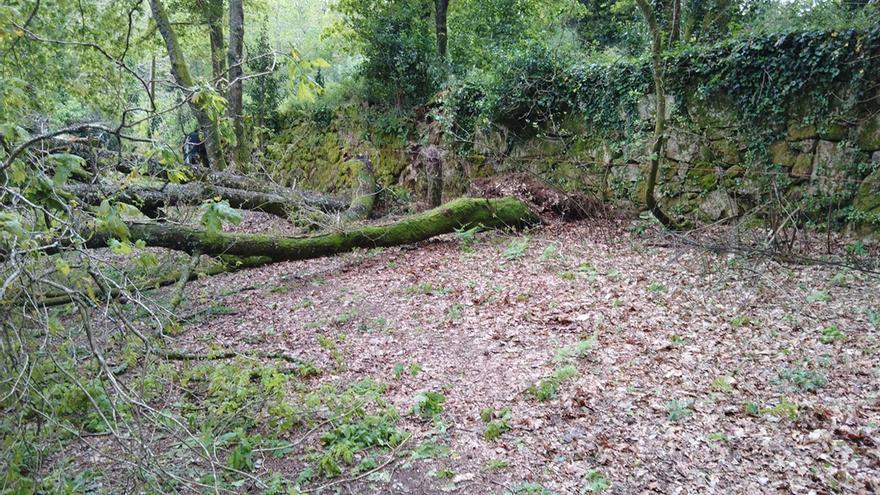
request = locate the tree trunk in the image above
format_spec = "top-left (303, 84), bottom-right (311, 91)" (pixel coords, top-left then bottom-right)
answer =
top-left (634, 0), bottom-right (675, 229)
top-left (343, 156), bottom-right (376, 221)
top-left (84, 198), bottom-right (536, 262)
top-left (423, 145), bottom-right (443, 208)
top-left (205, 0), bottom-right (227, 82)
top-left (669, 0), bottom-right (681, 44)
top-left (66, 181), bottom-right (346, 219)
top-left (227, 0), bottom-right (245, 166)
top-left (434, 0), bottom-right (449, 61)
top-left (149, 0), bottom-right (227, 170)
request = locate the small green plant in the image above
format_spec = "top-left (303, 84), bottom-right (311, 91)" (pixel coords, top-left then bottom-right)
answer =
top-left (869, 310), bottom-right (880, 328)
top-left (447, 303), bottom-right (464, 320)
top-left (405, 283), bottom-right (449, 296)
top-left (481, 407), bottom-right (512, 441)
top-left (410, 441), bottom-right (451, 460)
top-left (409, 362), bottom-right (423, 376)
top-left (647, 281), bottom-right (666, 293)
top-left (433, 468), bottom-right (455, 479)
top-left (711, 375), bottom-right (734, 393)
top-left (553, 337), bottom-right (596, 362)
top-left (764, 398), bottom-right (798, 420)
top-left (666, 400), bottom-right (693, 422)
top-left (296, 361), bottom-right (322, 378)
top-left (819, 325), bottom-right (845, 344)
top-left (558, 271), bottom-right (576, 280)
top-left (730, 315), bottom-right (753, 328)
top-left (225, 432), bottom-right (256, 472)
top-left (455, 225), bottom-right (481, 252)
top-left (582, 470), bottom-right (611, 493)
top-left (669, 334), bottom-right (686, 346)
top-left (539, 243), bottom-right (561, 262)
top-left (317, 335), bottom-right (337, 350)
top-left (845, 240), bottom-right (867, 257)
top-left (529, 366), bottom-right (578, 401)
top-left (743, 401), bottom-right (761, 417)
top-left (507, 482), bottom-right (558, 495)
top-left (708, 432), bottom-right (729, 443)
top-left (411, 391), bottom-right (446, 418)
top-left (484, 459), bottom-right (509, 470)
top-left (806, 290), bottom-right (831, 303)
top-left (393, 363), bottom-right (405, 380)
top-left (316, 408), bottom-right (406, 477)
top-left (502, 237), bottom-right (530, 260)
top-left (777, 367), bottom-right (827, 391)
top-left (333, 310), bottom-right (358, 325)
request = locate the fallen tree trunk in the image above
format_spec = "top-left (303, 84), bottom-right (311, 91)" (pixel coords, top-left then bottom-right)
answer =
top-left (86, 197), bottom-right (536, 262)
top-left (31, 255), bottom-right (272, 307)
top-left (52, 143), bottom-right (347, 212)
top-left (66, 181), bottom-right (345, 218)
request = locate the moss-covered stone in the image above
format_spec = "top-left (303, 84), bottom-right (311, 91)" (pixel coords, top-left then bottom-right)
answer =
top-left (786, 122), bottom-right (818, 141)
top-left (769, 141), bottom-right (795, 167)
top-left (856, 115), bottom-right (880, 151)
top-left (791, 154), bottom-right (813, 178)
top-left (699, 189), bottom-right (738, 221)
top-left (710, 139), bottom-right (740, 165)
top-left (685, 164), bottom-right (718, 190)
top-left (818, 122), bottom-right (847, 141)
top-left (853, 168), bottom-right (880, 214)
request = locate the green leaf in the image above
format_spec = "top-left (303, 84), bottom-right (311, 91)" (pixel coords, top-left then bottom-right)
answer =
top-left (55, 258), bottom-right (71, 276)
top-left (312, 57), bottom-right (331, 68)
top-left (49, 153), bottom-right (86, 186)
top-left (297, 79), bottom-right (315, 103)
top-left (200, 199), bottom-right (241, 234)
top-left (96, 200), bottom-right (130, 240)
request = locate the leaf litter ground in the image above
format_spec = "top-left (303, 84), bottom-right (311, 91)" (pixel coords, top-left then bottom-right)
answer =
top-left (173, 217), bottom-right (880, 494)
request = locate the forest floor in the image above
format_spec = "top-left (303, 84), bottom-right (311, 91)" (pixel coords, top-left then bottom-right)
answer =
top-left (169, 214), bottom-right (879, 494)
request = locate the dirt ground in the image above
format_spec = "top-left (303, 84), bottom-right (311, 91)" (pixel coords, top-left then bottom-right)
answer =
top-left (176, 218), bottom-right (880, 494)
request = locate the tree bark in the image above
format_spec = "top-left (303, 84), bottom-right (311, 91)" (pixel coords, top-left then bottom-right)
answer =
top-left (203, 0), bottom-right (227, 82)
top-left (149, 0), bottom-right (227, 170)
top-left (227, 0), bottom-right (245, 165)
top-left (423, 145), bottom-right (444, 208)
top-left (669, 0), bottom-right (681, 44)
top-left (434, 0), bottom-right (449, 61)
top-left (343, 156), bottom-right (376, 221)
top-left (83, 198), bottom-right (536, 262)
top-left (634, 0), bottom-right (675, 229)
top-left (66, 180), bottom-right (346, 219)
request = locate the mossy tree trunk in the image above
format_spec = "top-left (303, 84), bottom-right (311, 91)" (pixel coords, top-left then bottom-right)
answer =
top-left (227, 0), bottom-right (246, 165)
top-left (435, 0), bottom-right (449, 61)
top-left (82, 198), bottom-right (536, 262)
top-left (423, 144), bottom-right (443, 208)
top-left (66, 181), bottom-right (345, 219)
top-left (634, 0), bottom-right (675, 229)
top-left (149, 0), bottom-right (228, 171)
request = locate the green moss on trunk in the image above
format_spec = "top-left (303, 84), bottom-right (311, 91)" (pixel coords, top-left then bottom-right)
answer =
top-left (86, 198), bottom-right (537, 262)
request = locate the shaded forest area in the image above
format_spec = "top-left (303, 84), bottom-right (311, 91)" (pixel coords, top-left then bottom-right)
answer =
top-left (1, 0), bottom-right (879, 494)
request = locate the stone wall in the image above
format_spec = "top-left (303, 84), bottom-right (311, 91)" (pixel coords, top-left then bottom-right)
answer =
top-left (450, 96), bottom-right (880, 233)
